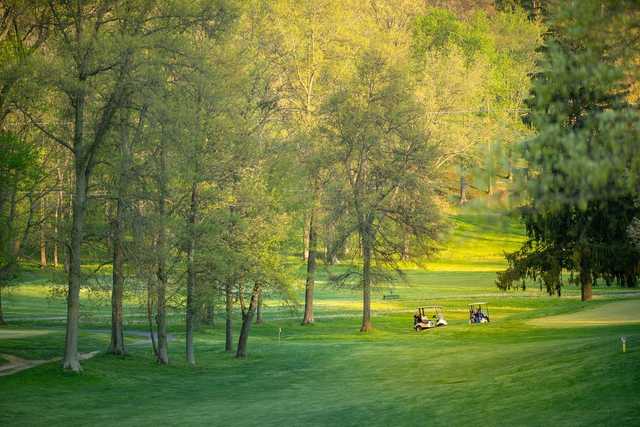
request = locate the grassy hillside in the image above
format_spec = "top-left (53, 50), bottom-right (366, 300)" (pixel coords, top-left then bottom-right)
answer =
top-left (1, 210), bottom-right (639, 426)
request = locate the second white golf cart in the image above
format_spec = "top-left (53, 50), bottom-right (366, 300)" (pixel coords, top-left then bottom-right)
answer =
top-left (413, 306), bottom-right (448, 331)
top-left (468, 302), bottom-right (490, 324)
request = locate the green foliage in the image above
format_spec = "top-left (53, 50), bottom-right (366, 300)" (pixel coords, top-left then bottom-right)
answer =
top-left (412, 6), bottom-right (541, 203)
top-left (413, 8), bottom-right (494, 62)
top-left (499, 0), bottom-right (640, 294)
top-left (0, 132), bottom-right (37, 181)
top-left (322, 48), bottom-right (445, 282)
top-left (0, 132), bottom-right (40, 276)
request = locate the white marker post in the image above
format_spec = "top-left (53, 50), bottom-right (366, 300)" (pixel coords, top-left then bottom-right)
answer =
top-left (278, 327), bottom-right (282, 344)
top-left (620, 336), bottom-right (627, 353)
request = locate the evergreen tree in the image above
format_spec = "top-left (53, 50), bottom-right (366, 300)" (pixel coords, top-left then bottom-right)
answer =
top-left (498, 0), bottom-right (640, 299)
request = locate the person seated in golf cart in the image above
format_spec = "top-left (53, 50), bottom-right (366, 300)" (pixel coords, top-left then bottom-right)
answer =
top-left (415, 310), bottom-right (428, 324)
top-left (469, 303), bottom-right (490, 324)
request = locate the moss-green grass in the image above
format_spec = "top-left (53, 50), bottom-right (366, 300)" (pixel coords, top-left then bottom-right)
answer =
top-left (1, 210), bottom-right (639, 426)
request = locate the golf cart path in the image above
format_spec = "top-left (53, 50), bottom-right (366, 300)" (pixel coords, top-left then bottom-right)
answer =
top-left (0, 351), bottom-right (99, 377)
top-left (0, 330), bottom-right (175, 377)
top-left (529, 299), bottom-right (640, 327)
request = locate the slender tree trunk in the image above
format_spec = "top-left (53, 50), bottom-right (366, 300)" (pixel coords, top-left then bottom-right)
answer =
top-left (155, 141), bottom-right (169, 365)
top-left (302, 208), bottom-right (317, 325)
top-left (62, 163), bottom-right (88, 372)
top-left (255, 289), bottom-right (263, 324)
top-left (64, 171), bottom-right (73, 274)
top-left (360, 221), bottom-right (373, 332)
top-left (108, 195), bottom-right (126, 355)
top-left (146, 281), bottom-right (158, 357)
top-left (39, 198), bottom-right (47, 268)
top-left (459, 161), bottom-right (467, 205)
top-left (236, 283), bottom-right (260, 358)
top-left (205, 301), bottom-right (215, 326)
top-left (53, 230), bottom-right (59, 266)
top-left (225, 282), bottom-right (233, 352)
top-left (185, 182), bottom-right (198, 366)
top-left (53, 169), bottom-right (63, 267)
top-left (302, 212), bottom-right (310, 261)
top-left (507, 146), bottom-right (513, 182)
top-left (156, 246), bottom-right (169, 364)
top-left (61, 9), bottom-right (91, 372)
top-left (63, 244), bottom-right (70, 273)
top-left (108, 123), bottom-right (130, 356)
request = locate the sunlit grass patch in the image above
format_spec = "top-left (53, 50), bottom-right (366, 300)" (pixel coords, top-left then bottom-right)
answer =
top-left (529, 299), bottom-right (640, 327)
top-left (0, 329), bottom-right (52, 340)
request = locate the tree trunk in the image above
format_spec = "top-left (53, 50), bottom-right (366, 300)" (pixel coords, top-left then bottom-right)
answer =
top-left (156, 247), bottom-right (169, 364)
top-left (155, 141), bottom-right (169, 365)
top-left (108, 122), bottom-right (130, 356)
top-left (185, 182), bottom-right (198, 366)
top-left (302, 208), bottom-right (317, 325)
top-left (63, 244), bottom-right (70, 273)
top-left (53, 169), bottom-right (63, 267)
top-left (580, 256), bottom-right (593, 302)
top-left (459, 171), bottom-right (467, 206)
top-left (62, 162), bottom-right (88, 372)
top-left (146, 281), bottom-right (158, 357)
top-left (52, 232), bottom-right (59, 267)
top-left (507, 146), bottom-right (513, 182)
top-left (256, 289), bottom-right (263, 324)
top-left (360, 221), bottom-right (373, 332)
top-left (236, 284), bottom-right (260, 358)
top-left (302, 212), bottom-right (310, 261)
top-left (108, 195), bottom-right (126, 356)
top-left (225, 282), bottom-right (233, 352)
top-left (205, 301), bottom-right (215, 326)
top-left (39, 198), bottom-right (47, 268)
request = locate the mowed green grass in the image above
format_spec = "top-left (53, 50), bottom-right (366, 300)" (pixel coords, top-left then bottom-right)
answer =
top-left (1, 211), bottom-right (639, 426)
top-left (529, 299), bottom-right (640, 327)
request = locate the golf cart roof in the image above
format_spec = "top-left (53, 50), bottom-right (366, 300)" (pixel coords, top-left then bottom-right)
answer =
top-left (418, 305), bottom-right (443, 309)
top-left (468, 302), bottom-right (488, 306)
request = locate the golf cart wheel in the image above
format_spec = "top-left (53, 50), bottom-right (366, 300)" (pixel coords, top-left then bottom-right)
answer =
top-left (415, 325), bottom-right (422, 331)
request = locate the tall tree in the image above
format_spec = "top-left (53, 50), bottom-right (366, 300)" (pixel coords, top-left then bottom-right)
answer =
top-left (261, 0), bottom-right (347, 325)
top-left (323, 50), bottom-right (445, 331)
top-left (497, 0), bottom-right (640, 299)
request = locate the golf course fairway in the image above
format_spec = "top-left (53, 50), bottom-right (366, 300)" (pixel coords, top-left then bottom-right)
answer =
top-left (1, 213), bottom-right (638, 426)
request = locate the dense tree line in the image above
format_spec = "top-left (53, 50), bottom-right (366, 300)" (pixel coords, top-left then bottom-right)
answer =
top-left (0, 0), bottom-right (540, 371)
top-left (497, 0), bottom-right (640, 299)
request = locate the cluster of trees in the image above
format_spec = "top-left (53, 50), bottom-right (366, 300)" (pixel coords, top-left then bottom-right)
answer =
top-left (497, 0), bottom-right (640, 300)
top-left (0, 0), bottom-right (540, 372)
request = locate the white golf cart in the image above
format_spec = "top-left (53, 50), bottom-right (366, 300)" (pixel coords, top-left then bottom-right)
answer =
top-left (468, 302), bottom-right (490, 324)
top-left (413, 306), bottom-right (448, 331)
